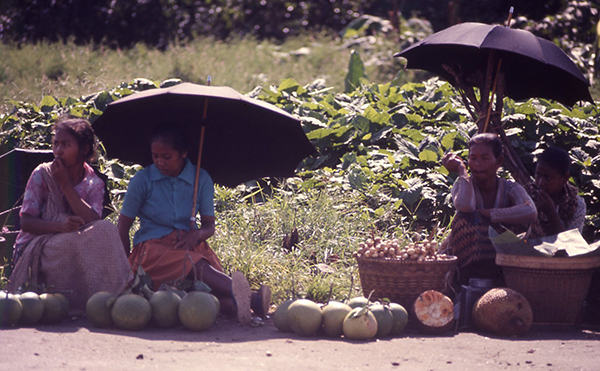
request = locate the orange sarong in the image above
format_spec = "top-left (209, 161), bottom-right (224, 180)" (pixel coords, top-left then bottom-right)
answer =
top-left (128, 230), bottom-right (223, 289)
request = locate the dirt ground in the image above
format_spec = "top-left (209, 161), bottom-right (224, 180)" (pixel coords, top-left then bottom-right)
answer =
top-left (1, 315), bottom-right (599, 371)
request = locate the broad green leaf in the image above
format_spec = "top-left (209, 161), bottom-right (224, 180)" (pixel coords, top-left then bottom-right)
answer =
top-left (344, 50), bottom-right (366, 93)
top-left (352, 115), bottom-right (370, 134)
top-left (394, 137), bottom-right (419, 160)
top-left (306, 127), bottom-right (336, 140)
top-left (441, 132), bottom-right (457, 149)
top-left (363, 106), bottom-right (391, 126)
top-left (419, 149), bottom-right (438, 162)
top-left (40, 96), bottom-right (58, 112)
top-left (402, 128), bottom-right (425, 142)
top-left (405, 113), bottom-right (423, 124)
top-left (193, 281), bottom-right (212, 293)
top-left (279, 78), bottom-right (307, 95)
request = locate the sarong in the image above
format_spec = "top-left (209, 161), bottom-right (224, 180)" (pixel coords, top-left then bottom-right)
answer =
top-left (128, 230), bottom-right (223, 289)
top-left (8, 164), bottom-right (132, 315)
top-left (447, 212), bottom-right (530, 286)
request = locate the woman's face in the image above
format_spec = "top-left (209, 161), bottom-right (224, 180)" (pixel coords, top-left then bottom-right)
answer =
top-left (53, 129), bottom-right (85, 167)
top-left (535, 162), bottom-right (568, 197)
top-left (151, 139), bottom-right (187, 177)
top-left (467, 143), bottom-right (501, 182)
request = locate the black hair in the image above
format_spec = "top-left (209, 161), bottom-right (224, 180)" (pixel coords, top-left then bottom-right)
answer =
top-left (537, 147), bottom-right (571, 175)
top-left (53, 116), bottom-right (97, 162)
top-left (149, 123), bottom-right (188, 154)
top-left (469, 133), bottom-right (503, 159)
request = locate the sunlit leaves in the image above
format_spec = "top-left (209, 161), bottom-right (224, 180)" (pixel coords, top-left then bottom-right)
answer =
top-left (2, 73), bottom-right (599, 241)
top-left (345, 50), bottom-right (367, 93)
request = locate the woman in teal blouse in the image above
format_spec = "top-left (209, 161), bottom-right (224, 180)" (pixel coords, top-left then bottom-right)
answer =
top-left (117, 123), bottom-right (270, 324)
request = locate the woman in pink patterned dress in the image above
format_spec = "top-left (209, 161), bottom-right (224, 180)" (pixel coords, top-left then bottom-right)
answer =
top-left (8, 116), bottom-right (131, 315)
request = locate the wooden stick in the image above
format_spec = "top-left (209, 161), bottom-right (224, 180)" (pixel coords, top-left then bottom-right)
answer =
top-left (479, 51), bottom-right (495, 132)
top-left (442, 63), bottom-right (481, 118)
top-left (190, 77), bottom-right (211, 229)
top-left (483, 59), bottom-right (503, 132)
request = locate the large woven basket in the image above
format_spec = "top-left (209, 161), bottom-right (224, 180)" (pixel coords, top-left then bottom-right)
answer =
top-left (356, 255), bottom-right (457, 309)
top-left (496, 253), bottom-right (600, 324)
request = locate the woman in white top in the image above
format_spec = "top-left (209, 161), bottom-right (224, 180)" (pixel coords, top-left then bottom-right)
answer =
top-left (442, 133), bottom-right (537, 285)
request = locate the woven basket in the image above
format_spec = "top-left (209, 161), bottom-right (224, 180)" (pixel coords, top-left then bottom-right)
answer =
top-left (356, 255), bottom-right (457, 309)
top-left (496, 253), bottom-right (600, 324)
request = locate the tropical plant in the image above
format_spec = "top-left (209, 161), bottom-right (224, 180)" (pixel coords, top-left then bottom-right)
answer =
top-left (2, 59), bottom-right (599, 297)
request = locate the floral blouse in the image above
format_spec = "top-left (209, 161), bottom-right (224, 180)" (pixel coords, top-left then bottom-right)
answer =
top-left (15, 162), bottom-right (105, 246)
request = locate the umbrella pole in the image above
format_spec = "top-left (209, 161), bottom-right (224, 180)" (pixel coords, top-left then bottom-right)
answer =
top-left (481, 8), bottom-right (514, 132)
top-left (190, 79), bottom-right (211, 229)
top-left (484, 7), bottom-right (513, 132)
top-left (483, 59), bottom-right (502, 132)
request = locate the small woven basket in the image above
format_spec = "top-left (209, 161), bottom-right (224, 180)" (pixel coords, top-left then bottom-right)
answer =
top-left (496, 253), bottom-right (600, 324)
top-left (356, 255), bottom-right (457, 309)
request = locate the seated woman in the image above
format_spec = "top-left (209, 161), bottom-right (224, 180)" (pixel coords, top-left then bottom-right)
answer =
top-left (8, 116), bottom-right (132, 315)
top-left (117, 124), bottom-right (270, 325)
top-left (524, 147), bottom-right (586, 237)
top-left (525, 147), bottom-right (598, 324)
top-left (442, 133), bottom-right (538, 285)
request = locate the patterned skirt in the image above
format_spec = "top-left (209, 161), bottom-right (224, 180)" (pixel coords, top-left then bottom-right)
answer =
top-left (448, 212), bottom-right (530, 286)
top-left (9, 220), bottom-right (132, 315)
top-left (128, 230), bottom-right (223, 290)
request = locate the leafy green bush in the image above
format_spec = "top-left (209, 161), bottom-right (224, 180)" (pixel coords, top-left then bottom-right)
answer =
top-left (2, 71), bottom-right (599, 296)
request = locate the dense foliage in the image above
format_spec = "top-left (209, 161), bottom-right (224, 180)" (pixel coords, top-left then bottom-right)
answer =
top-left (1, 1), bottom-right (599, 297)
top-left (2, 72), bottom-right (599, 244)
top-left (1, 0), bottom-right (596, 47)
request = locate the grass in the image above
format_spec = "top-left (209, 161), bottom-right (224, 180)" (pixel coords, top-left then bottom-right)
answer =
top-left (0, 33), bottom-right (406, 114)
top-left (2, 33), bottom-right (596, 113)
top-left (212, 182), bottom-right (374, 304)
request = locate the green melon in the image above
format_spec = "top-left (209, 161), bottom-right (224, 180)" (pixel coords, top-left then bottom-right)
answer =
top-left (272, 299), bottom-right (295, 332)
top-left (149, 290), bottom-right (181, 328)
top-left (343, 307), bottom-right (377, 340)
top-left (111, 294), bottom-right (152, 331)
top-left (18, 292), bottom-right (44, 326)
top-left (178, 291), bottom-right (219, 332)
top-left (321, 301), bottom-right (352, 337)
top-left (86, 291), bottom-right (117, 328)
top-left (287, 299), bottom-right (322, 336)
top-left (0, 293), bottom-right (23, 327)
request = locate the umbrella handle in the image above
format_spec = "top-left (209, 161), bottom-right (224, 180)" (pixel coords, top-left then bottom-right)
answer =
top-left (483, 59), bottom-right (503, 133)
top-left (190, 95), bottom-right (209, 229)
top-left (483, 6), bottom-right (512, 132)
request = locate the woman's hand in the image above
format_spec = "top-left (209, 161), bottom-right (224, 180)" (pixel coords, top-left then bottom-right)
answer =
top-left (536, 189), bottom-right (557, 215)
top-left (51, 158), bottom-right (71, 189)
top-left (174, 216), bottom-right (216, 250)
top-left (174, 230), bottom-right (202, 251)
top-left (442, 152), bottom-right (467, 175)
top-left (20, 213), bottom-right (84, 235)
top-left (51, 159), bottom-right (101, 224)
top-left (60, 215), bottom-right (85, 232)
top-left (477, 209), bottom-right (492, 219)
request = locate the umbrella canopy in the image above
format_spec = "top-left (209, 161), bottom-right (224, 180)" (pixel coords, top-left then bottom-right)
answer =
top-left (394, 22), bottom-right (593, 106)
top-left (93, 83), bottom-right (316, 188)
top-left (0, 148), bottom-right (54, 213)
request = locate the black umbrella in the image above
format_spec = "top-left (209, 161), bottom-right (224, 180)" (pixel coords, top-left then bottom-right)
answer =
top-left (394, 22), bottom-right (593, 107)
top-left (0, 149), bottom-right (54, 246)
top-left (93, 83), bottom-right (316, 189)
